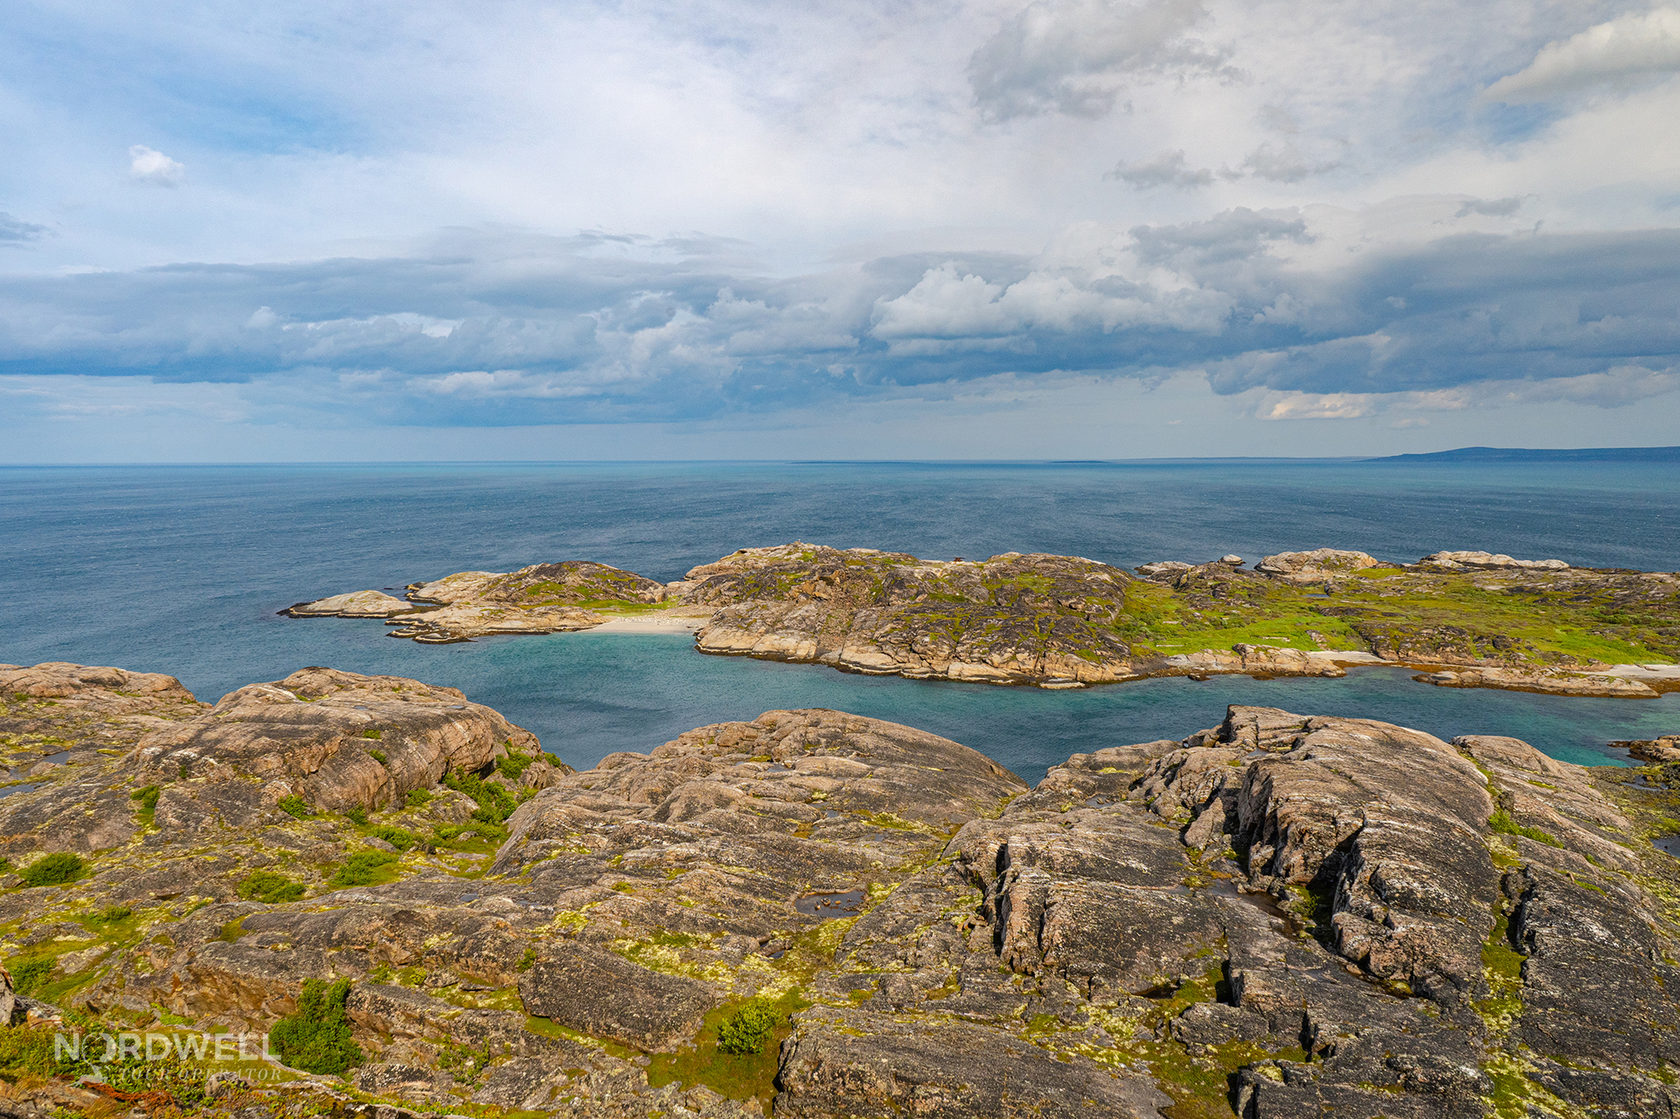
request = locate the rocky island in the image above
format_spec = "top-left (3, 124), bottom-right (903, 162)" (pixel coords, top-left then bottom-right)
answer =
top-left (3, 659), bottom-right (1680, 1118)
top-left (289, 543), bottom-right (1680, 697)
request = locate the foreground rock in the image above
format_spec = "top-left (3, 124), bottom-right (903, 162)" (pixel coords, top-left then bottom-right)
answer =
top-left (286, 542), bottom-right (1680, 695)
top-left (5, 662), bottom-right (1680, 1118)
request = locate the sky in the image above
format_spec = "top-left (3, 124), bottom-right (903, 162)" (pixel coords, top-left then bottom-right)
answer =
top-left (2, 0), bottom-right (1679, 461)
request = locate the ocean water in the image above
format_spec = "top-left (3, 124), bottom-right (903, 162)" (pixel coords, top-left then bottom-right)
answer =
top-left (1, 460), bottom-right (1677, 780)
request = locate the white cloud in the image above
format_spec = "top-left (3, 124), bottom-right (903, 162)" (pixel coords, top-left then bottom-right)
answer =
top-left (128, 144), bottom-right (185, 186)
top-left (1107, 149), bottom-right (1214, 188)
top-left (1485, 7), bottom-right (1680, 102)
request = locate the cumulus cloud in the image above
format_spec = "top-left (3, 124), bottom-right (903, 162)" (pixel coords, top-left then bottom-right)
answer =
top-left (0, 212), bottom-right (48, 245)
top-left (1485, 7), bottom-right (1680, 102)
top-left (967, 0), bottom-right (1220, 120)
top-left (128, 145), bottom-right (185, 186)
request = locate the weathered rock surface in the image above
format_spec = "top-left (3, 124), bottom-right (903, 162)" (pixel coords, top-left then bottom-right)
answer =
top-left (285, 589), bottom-right (416, 617)
top-left (13, 664), bottom-right (1677, 1118)
top-left (287, 542), bottom-right (1680, 696)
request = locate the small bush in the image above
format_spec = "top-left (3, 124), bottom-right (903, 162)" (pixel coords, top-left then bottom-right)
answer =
top-left (496, 750), bottom-right (539, 781)
top-left (343, 806), bottom-right (369, 827)
top-left (444, 772), bottom-right (519, 825)
top-left (404, 788), bottom-right (433, 808)
top-left (716, 1000), bottom-right (779, 1056)
top-left (89, 904), bottom-right (133, 926)
top-left (131, 784), bottom-right (161, 825)
top-left (368, 749), bottom-right (388, 765)
top-left (358, 729), bottom-right (383, 741)
top-left (277, 794), bottom-right (313, 819)
top-left (18, 852), bottom-right (87, 888)
top-left (8, 956), bottom-right (55, 996)
top-left (368, 825), bottom-right (422, 852)
top-left (327, 850), bottom-right (397, 889)
top-left (270, 978), bottom-right (363, 1075)
top-left (240, 870), bottom-right (307, 904)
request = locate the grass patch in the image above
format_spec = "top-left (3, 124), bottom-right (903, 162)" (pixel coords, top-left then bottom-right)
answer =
top-left (18, 851), bottom-right (87, 888)
top-left (8, 955), bottom-right (55, 996)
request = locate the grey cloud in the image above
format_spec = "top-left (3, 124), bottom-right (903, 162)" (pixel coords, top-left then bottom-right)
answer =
top-left (1235, 141), bottom-right (1340, 183)
top-left (968, 0), bottom-right (1218, 120)
top-left (1, 219), bottom-right (1677, 427)
top-left (1455, 196), bottom-right (1524, 219)
top-left (1106, 149), bottom-right (1213, 188)
top-left (0, 212), bottom-right (48, 245)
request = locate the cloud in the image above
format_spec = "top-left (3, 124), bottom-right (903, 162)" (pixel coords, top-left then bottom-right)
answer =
top-left (1235, 140), bottom-right (1339, 183)
top-left (0, 202), bottom-right (1674, 431)
top-left (1485, 7), bottom-right (1680, 102)
top-left (128, 145), bottom-right (185, 186)
top-left (1107, 149), bottom-right (1214, 188)
top-left (968, 0), bottom-right (1219, 120)
top-left (0, 213), bottom-right (48, 245)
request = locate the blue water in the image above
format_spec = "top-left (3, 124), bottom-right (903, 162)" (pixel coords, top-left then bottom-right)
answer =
top-left (2, 461), bottom-right (1677, 780)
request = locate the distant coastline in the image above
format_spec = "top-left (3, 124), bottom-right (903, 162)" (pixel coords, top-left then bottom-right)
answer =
top-left (1376, 444), bottom-right (1680, 463)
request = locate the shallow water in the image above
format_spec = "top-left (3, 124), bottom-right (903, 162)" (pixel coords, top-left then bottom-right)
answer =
top-left (2, 461), bottom-right (1676, 781)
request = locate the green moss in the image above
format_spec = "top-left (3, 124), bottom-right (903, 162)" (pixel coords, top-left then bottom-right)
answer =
top-left (358, 729), bottom-right (383, 741)
top-left (271, 978), bottom-right (363, 1075)
top-left (18, 851), bottom-right (87, 888)
top-left (368, 749), bottom-right (388, 765)
top-left (1490, 809), bottom-right (1560, 847)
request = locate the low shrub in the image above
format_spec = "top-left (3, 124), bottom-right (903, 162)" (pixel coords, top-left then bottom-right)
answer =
top-left (343, 806), bottom-right (370, 827)
top-left (277, 794), bottom-right (313, 819)
top-left (131, 784), bottom-right (161, 826)
top-left (368, 825), bottom-right (422, 852)
top-left (8, 956), bottom-right (55, 997)
top-left (240, 870), bottom-right (307, 904)
top-left (716, 1000), bottom-right (779, 1056)
top-left (270, 978), bottom-right (362, 1075)
top-left (327, 850), bottom-right (397, 889)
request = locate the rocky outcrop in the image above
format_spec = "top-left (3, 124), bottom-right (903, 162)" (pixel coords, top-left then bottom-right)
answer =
top-left (289, 561), bottom-right (669, 641)
top-left (286, 542), bottom-right (1680, 696)
top-left (4, 666), bottom-right (1680, 1118)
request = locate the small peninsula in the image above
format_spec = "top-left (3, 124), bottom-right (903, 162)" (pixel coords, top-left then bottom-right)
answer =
top-left (3, 661), bottom-right (1679, 1117)
top-left (288, 543), bottom-right (1680, 697)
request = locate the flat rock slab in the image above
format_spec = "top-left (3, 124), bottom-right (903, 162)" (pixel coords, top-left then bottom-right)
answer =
top-left (519, 943), bottom-right (715, 1051)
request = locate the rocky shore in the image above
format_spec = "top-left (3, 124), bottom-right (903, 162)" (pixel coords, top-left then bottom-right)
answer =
top-left (288, 543), bottom-right (1680, 697)
top-left (4, 660), bottom-right (1680, 1117)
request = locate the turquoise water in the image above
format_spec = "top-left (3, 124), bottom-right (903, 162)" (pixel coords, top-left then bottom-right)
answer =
top-left (1, 461), bottom-right (1676, 779)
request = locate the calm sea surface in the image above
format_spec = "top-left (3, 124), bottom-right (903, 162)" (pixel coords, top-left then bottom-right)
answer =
top-left (2, 461), bottom-right (1676, 779)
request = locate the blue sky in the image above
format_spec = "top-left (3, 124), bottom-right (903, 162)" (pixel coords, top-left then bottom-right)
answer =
top-left (2, 0), bottom-right (1679, 461)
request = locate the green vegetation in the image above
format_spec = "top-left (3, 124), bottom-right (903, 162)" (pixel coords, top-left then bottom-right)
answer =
top-left (367, 824), bottom-right (423, 851)
top-left (18, 851), bottom-right (87, 888)
top-left (327, 850), bottom-right (399, 888)
top-left (344, 806), bottom-right (370, 827)
top-left (131, 784), bottom-right (161, 826)
top-left (443, 769), bottom-right (528, 833)
top-left (240, 869), bottom-right (307, 904)
top-left (496, 746), bottom-right (544, 781)
top-left (1490, 809), bottom-right (1560, 847)
top-left (368, 749), bottom-right (387, 765)
top-left (277, 793), bottom-right (313, 819)
top-left (358, 728), bottom-right (383, 740)
top-left (271, 978), bottom-right (363, 1075)
top-left (716, 1000), bottom-right (779, 1055)
top-left (647, 990), bottom-right (807, 1110)
top-left (8, 955), bottom-right (54, 996)
top-left (404, 787), bottom-right (433, 808)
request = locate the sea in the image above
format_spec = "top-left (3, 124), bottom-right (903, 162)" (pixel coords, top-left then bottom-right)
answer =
top-left (2, 459), bottom-right (1677, 782)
